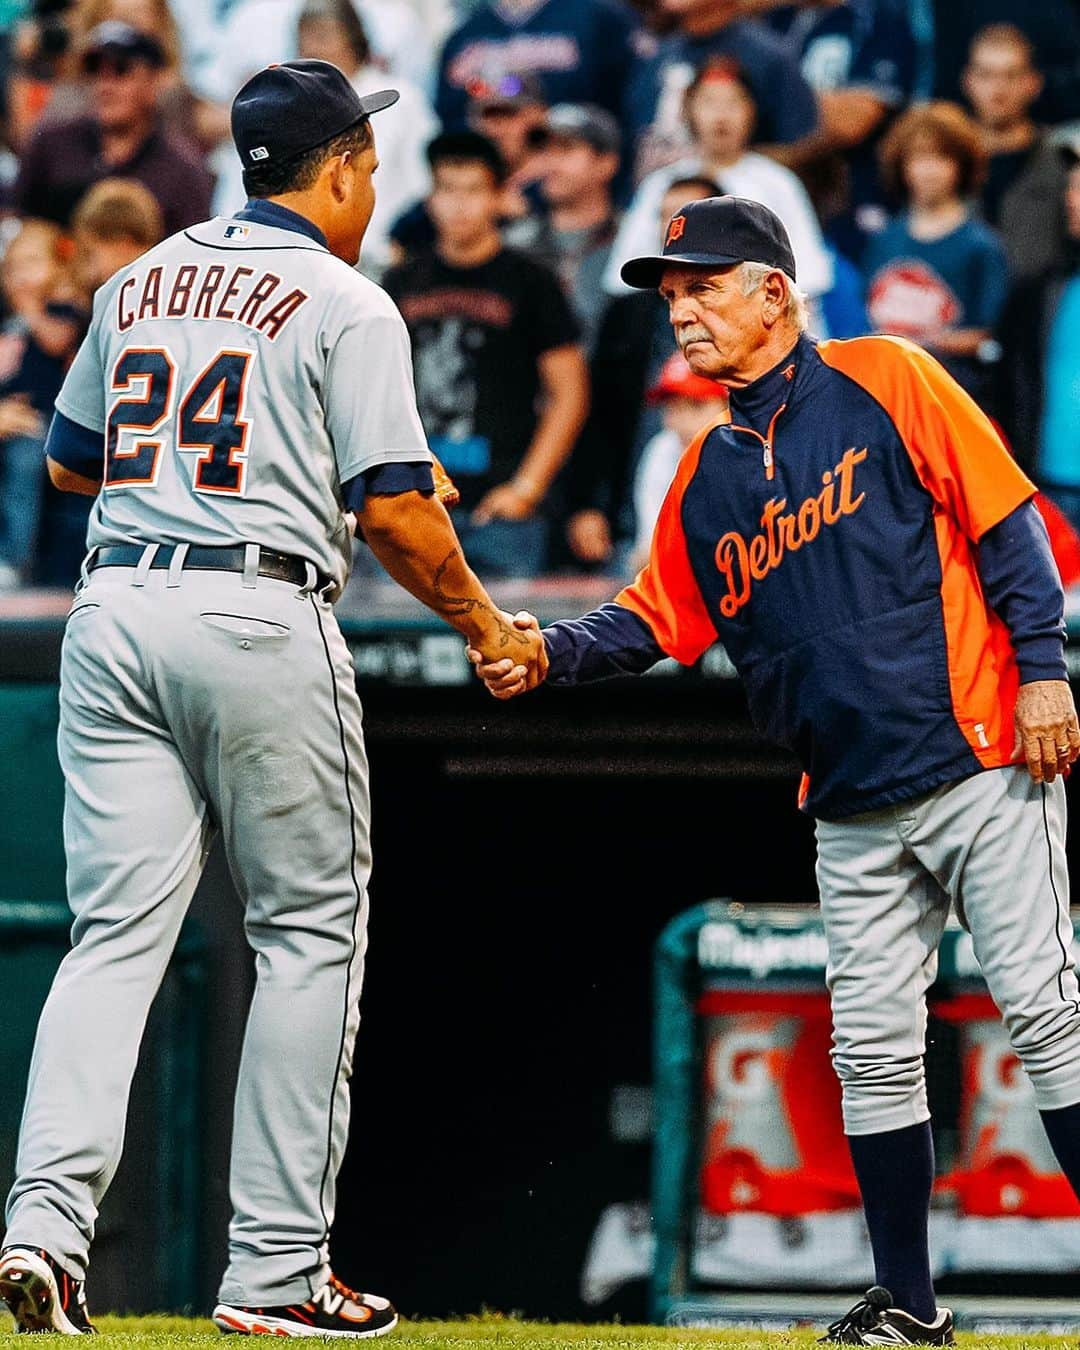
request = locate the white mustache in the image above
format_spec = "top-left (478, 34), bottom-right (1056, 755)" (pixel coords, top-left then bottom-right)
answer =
top-left (678, 327), bottom-right (713, 349)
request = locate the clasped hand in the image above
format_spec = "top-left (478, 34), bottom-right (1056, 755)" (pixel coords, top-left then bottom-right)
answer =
top-left (468, 612), bottom-right (546, 700)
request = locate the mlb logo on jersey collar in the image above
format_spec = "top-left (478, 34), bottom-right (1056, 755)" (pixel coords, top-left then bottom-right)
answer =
top-left (224, 224), bottom-right (251, 241)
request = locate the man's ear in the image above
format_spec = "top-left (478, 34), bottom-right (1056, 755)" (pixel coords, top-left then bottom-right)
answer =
top-left (761, 270), bottom-right (788, 327)
top-left (328, 151), bottom-right (352, 203)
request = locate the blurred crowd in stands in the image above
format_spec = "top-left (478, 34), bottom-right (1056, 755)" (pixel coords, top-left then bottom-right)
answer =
top-left (1, 0), bottom-right (1080, 590)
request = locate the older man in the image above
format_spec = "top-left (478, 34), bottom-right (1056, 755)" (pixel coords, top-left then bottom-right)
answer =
top-left (14, 21), bottom-right (212, 235)
top-left (471, 196), bottom-right (1080, 1345)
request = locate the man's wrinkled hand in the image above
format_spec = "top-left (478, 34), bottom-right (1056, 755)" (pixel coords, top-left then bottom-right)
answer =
top-left (1014, 679), bottom-right (1080, 784)
top-left (467, 611), bottom-right (546, 699)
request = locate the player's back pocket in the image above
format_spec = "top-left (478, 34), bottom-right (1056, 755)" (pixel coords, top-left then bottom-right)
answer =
top-left (199, 612), bottom-right (292, 644)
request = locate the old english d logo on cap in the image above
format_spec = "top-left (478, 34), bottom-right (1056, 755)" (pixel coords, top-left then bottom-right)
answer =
top-left (666, 214), bottom-right (687, 246)
top-left (621, 196), bottom-right (798, 291)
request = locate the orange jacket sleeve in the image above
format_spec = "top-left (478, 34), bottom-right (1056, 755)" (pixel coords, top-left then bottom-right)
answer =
top-left (818, 336), bottom-right (1035, 541)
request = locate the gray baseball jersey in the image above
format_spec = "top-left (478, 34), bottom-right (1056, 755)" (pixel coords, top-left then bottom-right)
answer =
top-left (4, 207), bottom-right (431, 1313)
top-left (55, 213), bottom-right (431, 593)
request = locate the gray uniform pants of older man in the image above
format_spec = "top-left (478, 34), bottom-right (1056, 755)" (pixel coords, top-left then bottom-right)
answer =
top-left (815, 763), bottom-right (1080, 1323)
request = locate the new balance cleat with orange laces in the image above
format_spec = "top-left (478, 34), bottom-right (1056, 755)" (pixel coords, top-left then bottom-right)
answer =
top-left (0, 1246), bottom-right (96, 1334)
top-left (213, 1273), bottom-right (397, 1338)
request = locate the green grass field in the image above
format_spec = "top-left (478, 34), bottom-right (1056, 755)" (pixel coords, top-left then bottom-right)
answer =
top-left (0, 1315), bottom-right (1075, 1349)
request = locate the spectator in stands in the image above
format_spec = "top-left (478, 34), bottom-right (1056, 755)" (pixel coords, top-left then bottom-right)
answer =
top-left (468, 72), bottom-right (548, 210)
top-left (998, 151), bottom-right (1080, 526)
top-left (630, 350), bottom-right (728, 571)
top-left (561, 174), bottom-right (721, 573)
top-left (435, 0), bottom-right (639, 132)
top-left (0, 220), bottom-right (81, 588)
top-left (505, 103), bottom-right (621, 351)
top-left (351, 0), bottom-right (438, 94)
top-left (387, 73), bottom-right (548, 265)
top-left (930, 0), bottom-right (1080, 126)
top-left (71, 0), bottom-right (204, 141)
top-left (962, 23), bottom-right (1071, 283)
top-left (76, 0), bottom-right (183, 87)
top-left (762, 0), bottom-right (917, 257)
top-left (606, 58), bottom-right (833, 310)
top-left (383, 131), bottom-right (588, 578)
top-left (14, 21), bottom-right (212, 234)
top-left (625, 0), bottom-right (819, 180)
top-left (69, 176), bottom-right (162, 295)
top-left (295, 0), bottom-right (438, 275)
top-left (863, 101), bottom-right (1009, 407)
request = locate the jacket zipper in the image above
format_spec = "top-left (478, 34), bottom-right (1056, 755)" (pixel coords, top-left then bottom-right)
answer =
top-left (728, 402), bottom-right (788, 482)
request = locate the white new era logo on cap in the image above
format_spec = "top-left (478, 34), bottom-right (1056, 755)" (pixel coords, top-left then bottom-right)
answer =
top-left (250, 146), bottom-right (269, 161)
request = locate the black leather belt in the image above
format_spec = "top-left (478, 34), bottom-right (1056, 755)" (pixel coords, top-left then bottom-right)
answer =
top-left (90, 544), bottom-right (324, 588)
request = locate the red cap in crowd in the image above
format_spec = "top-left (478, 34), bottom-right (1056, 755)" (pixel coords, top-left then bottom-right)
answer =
top-left (646, 352), bottom-right (727, 404)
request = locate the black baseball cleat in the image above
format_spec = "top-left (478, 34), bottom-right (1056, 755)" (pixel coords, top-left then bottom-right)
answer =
top-left (822, 1286), bottom-right (954, 1345)
top-left (213, 1273), bottom-right (398, 1338)
top-left (0, 1246), bottom-right (96, 1334)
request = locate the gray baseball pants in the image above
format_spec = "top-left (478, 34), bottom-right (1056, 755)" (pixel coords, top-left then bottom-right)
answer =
top-left (4, 558), bottom-right (371, 1305)
top-left (817, 765), bottom-right (1080, 1135)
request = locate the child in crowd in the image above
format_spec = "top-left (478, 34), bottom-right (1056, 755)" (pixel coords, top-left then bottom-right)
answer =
top-left (69, 176), bottom-right (163, 294)
top-left (605, 57), bottom-right (833, 310)
top-left (630, 351), bottom-right (729, 573)
top-left (863, 100), bottom-right (1010, 407)
top-left (0, 219), bottom-right (81, 588)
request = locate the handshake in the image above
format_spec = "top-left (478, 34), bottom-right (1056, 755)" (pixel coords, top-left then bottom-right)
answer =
top-left (467, 611), bottom-right (547, 700)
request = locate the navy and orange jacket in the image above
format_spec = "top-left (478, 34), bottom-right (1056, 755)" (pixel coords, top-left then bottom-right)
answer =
top-left (544, 333), bottom-right (1067, 819)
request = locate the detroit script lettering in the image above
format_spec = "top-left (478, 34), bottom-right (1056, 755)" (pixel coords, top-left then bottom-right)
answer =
top-left (715, 447), bottom-right (868, 617)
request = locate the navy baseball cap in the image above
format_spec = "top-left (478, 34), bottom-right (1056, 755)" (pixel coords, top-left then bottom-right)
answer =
top-left (231, 60), bottom-right (399, 172)
top-left (621, 195), bottom-right (797, 290)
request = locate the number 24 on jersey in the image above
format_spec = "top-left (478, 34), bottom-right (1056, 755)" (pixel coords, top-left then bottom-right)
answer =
top-left (106, 345), bottom-right (255, 496)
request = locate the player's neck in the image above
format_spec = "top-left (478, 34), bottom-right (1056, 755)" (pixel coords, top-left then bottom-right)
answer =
top-left (261, 191), bottom-right (341, 253)
top-left (436, 230), bottom-right (502, 269)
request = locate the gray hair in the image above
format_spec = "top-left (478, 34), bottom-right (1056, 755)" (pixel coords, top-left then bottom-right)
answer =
top-left (738, 260), bottom-right (809, 332)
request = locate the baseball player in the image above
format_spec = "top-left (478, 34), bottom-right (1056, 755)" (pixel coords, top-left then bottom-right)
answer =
top-left (472, 196), bottom-right (1080, 1345)
top-left (0, 60), bottom-right (545, 1338)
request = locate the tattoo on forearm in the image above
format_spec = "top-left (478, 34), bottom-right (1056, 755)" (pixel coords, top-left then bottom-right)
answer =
top-left (432, 549), bottom-right (530, 648)
top-left (433, 549), bottom-right (483, 615)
